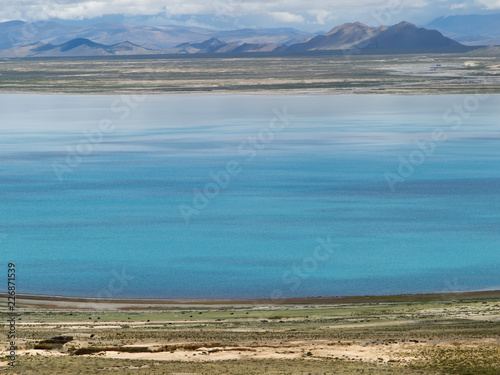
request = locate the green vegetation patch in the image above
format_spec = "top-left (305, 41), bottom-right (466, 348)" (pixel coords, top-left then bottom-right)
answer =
top-left (410, 346), bottom-right (500, 375)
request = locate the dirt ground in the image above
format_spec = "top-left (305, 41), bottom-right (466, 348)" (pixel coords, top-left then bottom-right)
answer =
top-left (1, 291), bottom-right (499, 374)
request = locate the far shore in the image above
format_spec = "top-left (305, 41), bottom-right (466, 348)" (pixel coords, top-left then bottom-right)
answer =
top-left (3, 289), bottom-right (499, 309)
top-left (1, 53), bottom-right (499, 96)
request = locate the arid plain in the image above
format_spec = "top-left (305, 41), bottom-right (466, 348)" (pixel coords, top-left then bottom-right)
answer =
top-left (0, 51), bottom-right (500, 95)
top-left (1, 291), bottom-right (499, 374)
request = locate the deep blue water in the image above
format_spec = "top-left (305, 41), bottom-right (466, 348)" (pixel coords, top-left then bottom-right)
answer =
top-left (1, 94), bottom-right (499, 299)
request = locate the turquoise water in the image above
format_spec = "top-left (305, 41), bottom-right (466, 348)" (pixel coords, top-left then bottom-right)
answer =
top-left (1, 94), bottom-right (499, 299)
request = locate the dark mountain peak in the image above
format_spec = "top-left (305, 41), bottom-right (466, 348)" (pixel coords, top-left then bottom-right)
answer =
top-left (326, 22), bottom-right (388, 38)
top-left (364, 21), bottom-right (464, 49)
top-left (392, 21), bottom-right (417, 28)
top-left (59, 38), bottom-right (103, 51)
top-left (110, 40), bottom-right (152, 52)
top-left (325, 21), bottom-right (370, 35)
top-left (287, 20), bottom-right (464, 52)
top-left (341, 21), bottom-right (366, 27)
top-left (24, 37), bottom-right (153, 57)
top-left (200, 38), bottom-right (225, 48)
top-left (170, 38), bottom-right (226, 53)
top-left (288, 21), bottom-right (386, 51)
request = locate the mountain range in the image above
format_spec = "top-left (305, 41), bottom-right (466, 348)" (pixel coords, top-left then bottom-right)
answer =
top-left (0, 19), bottom-right (483, 58)
top-left (426, 13), bottom-right (500, 46)
top-left (31, 38), bottom-right (152, 57)
top-left (0, 20), bottom-right (312, 51)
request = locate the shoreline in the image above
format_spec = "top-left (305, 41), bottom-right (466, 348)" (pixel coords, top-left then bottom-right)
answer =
top-left (4, 289), bottom-right (500, 307)
top-left (2, 90), bottom-right (500, 96)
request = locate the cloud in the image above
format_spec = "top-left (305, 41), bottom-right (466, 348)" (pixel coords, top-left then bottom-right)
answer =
top-left (307, 9), bottom-right (332, 24)
top-left (450, 2), bottom-right (467, 8)
top-left (165, 3), bottom-right (210, 16)
top-left (0, 0), bottom-right (168, 21)
top-left (212, 0), bottom-right (239, 17)
top-left (0, 0), bottom-right (499, 29)
top-left (270, 11), bottom-right (305, 23)
top-left (474, 0), bottom-right (500, 8)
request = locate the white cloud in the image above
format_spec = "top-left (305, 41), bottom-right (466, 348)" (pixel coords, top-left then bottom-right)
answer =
top-left (165, 3), bottom-right (210, 16)
top-left (179, 16), bottom-right (219, 29)
top-left (0, 0), bottom-right (169, 21)
top-left (307, 9), bottom-right (332, 24)
top-left (270, 11), bottom-right (305, 23)
top-left (0, 0), bottom-right (498, 29)
top-left (212, 0), bottom-right (239, 17)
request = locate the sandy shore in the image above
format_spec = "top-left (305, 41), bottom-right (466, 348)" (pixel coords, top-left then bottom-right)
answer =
top-left (4, 289), bottom-right (499, 309)
top-left (1, 290), bottom-right (498, 374)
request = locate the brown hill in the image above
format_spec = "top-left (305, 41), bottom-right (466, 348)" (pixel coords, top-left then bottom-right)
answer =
top-left (287, 22), bottom-right (386, 51)
top-left (287, 21), bottom-right (464, 51)
top-left (363, 21), bottom-right (463, 49)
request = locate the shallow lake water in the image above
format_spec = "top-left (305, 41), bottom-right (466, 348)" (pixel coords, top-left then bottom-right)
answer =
top-left (1, 94), bottom-right (499, 299)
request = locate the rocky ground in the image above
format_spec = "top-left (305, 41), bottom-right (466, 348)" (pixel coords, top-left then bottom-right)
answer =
top-left (0, 291), bottom-right (499, 374)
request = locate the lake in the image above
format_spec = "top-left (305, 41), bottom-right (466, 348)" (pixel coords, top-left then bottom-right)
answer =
top-left (1, 93), bottom-right (499, 299)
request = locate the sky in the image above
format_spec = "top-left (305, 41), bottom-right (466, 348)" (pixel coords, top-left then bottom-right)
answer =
top-left (1, 0), bottom-right (500, 31)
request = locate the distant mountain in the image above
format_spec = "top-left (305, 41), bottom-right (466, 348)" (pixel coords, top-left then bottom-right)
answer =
top-left (176, 22), bottom-right (464, 54)
top-left (231, 43), bottom-right (284, 53)
top-left (0, 21), bottom-right (75, 50)
top-left (426, 14), bottom-right (500, 46)
top-left (0, 20), bottom-right (313, 51)
top-left (49, 23), bottom-right (214, 50)
top-left (168, 38), bottom-right (227, 54)
top-left (287, 22), bottom-right (386, 51)
top-left (1, 38), bottom-right (153, 57)
top-left (363, 22), bottom-right (463, 49)
top-left (0, 35), bottom-right (284, 57)
top-left (287, 21), bottom-right (464, 51)
top-left (0, 19), bottom-right (470, 58)
top-left (166, 38), bottom-right (283, 54)
top-left (213, 28), bottom-right (310, 46)
top-left (427, 14), bottom-right (500, 37)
